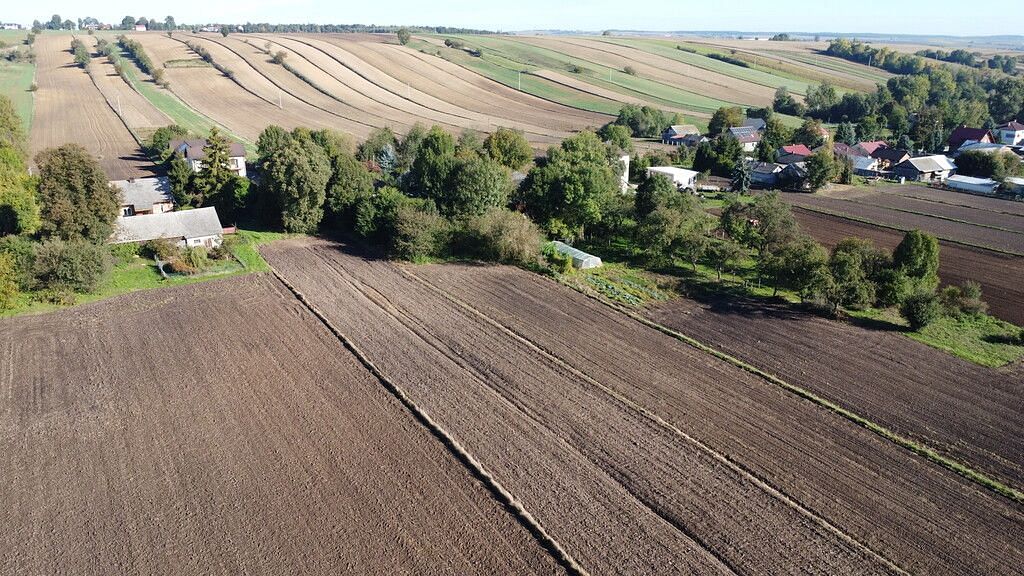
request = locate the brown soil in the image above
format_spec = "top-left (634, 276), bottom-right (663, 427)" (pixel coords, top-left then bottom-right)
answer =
top-left (0, 275), bottom-right (565, 576)
top-left (793, 207), bottom-right (1024, 325)
top-left (782, 192), bottom-right (1024, 254)
top-left (30, 35), bottom-right (151, 179)
top-left (884, 185), bottom-right (1024, 217)
top-left (263, 239), bottom-right (1024, 575)
top-left (85, 38), bottom-right (171, 133)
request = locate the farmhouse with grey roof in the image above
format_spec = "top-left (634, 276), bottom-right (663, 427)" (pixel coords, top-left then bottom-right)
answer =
top-left (111, 207), bottom-right (226, 248)
top-left (111, 177), bottom-right (174, 216)
top-left (169, 139), bottom-right (248, 178)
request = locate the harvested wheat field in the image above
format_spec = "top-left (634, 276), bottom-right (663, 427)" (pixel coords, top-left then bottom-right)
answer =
top-left (793, 207), bottom-right (1024, 325)
top-left (85, 38), bottom-right (171, 137)
top-left (0, 275), bottom-right (566, 576)
top-left (262, 238), bottom-right (1024, 575)
top-left (29, 34), bottom-right (151, 179)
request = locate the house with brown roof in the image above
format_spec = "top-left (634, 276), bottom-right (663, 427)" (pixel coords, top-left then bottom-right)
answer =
top-left (947, 127), bottom-right (994, 153)
top-left (870, 148), bottom-right (910, 170)
top-left (995, 120), bottom-right (1024, 146)
top-left (854, 140), bottom-right (888, 156)
top-left (169, 139), bottom-right (247, 178)
top-left (891, 155), bottom-right (956, 182)
top-left (776, 144), bottom-right (813, 165)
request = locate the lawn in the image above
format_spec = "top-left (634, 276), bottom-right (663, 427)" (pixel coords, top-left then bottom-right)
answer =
top-left (0, 61), bottom-right (35, 134)
top-left (0, 229), bottom-right (292, 319)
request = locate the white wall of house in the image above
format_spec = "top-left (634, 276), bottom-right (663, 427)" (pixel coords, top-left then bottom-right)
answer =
top-left (188, 157), bottom-right (247, 178)
top-left (180, 234), bottom-right (223, 249)
top-left (997, 129), bottom-right (1024, 146)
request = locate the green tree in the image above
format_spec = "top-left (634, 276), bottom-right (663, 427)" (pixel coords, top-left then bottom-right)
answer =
top-left (261, 135), bottom-right (331, 233)
top-left (145, 125), bottom-right (189, 160)
top-left (704, 238), bottom-right (744, 280)
top-left (892, 229), bottom-right (940, 288)
top-left (721, 191), bottom-right (798, 257)
top-left (708, 106), bottom-right (744, 135)
top-left (35, 144), bottom-right (119, 243)
top-left (0, 252), bottom-right (17, 310)
top-left (827, 249), bottom-right (875, 311)
top-left (397, 27), bottom-right (411, 45)
top-left (443, 156), bottom-right (512, 217)
top-left (760, 236), bottom-right (829, 298)
top-left (120, 16), bottom-right (136, 30)
top-left (0, 148), bottom-right (39, 236)
top-left (900, 289), bottom-right (941, 330)
top-left (598, 123), bottom-right (634, 154)
top-left (484, 127), bottom-right (533, 170)
top-left (835, 122), bottom-right (857, 146)
top-left (634, 173), bottom-right (677, 219)
top-left (325, 153), bottom-right (374, 228)
top-left (731, 161), bottom-right (751, 194)
top-left (167, 151), bottom-right (194, 206)
top-left (407, 125), bottom-right (456, 199)
top-left (194, 128), bottom-right (236, 209)
top-left (614, 104), bottom-right (668, 137)
top-left (792, 118), bottom-right (827, 148)
top-left (806, 81), bottom-right (839, 120)
top-left (0, 95), bottom-right (28, 159)
top-left (754, 117), bottom-right (791, 162)
top-left (521, 131), bottom-right (618, 240)
top-left (805, 146), bottom-right (838, 190)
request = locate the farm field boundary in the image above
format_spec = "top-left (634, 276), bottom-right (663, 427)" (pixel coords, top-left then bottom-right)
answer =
top-left (542, 265), bottom-right (1024, 505)
top-left (268, 266), bottom-right (589, 576)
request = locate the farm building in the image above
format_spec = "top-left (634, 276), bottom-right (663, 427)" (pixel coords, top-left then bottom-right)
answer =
top-left (134, 24), bottom-right (147, 32)
top-left (947, 127), bottom-right (994, 152)
top-left (834, 142), bottom-right (867, 159)
top-left (169, 139), bottom-right (247, 178)
top-left (661, 124), bottom-right (701, 145)
top-left (946, 175), bottom-right (1000, 195)
top-left (111, 206), bottom-right (226, 248)
top-left (112, 176), bottom-right (174, 216)
top-left (852, 156), bottom-right (883, 177)
top-left (647, 166), bottom-right (698, 190)
top-left (551, 241), bottom-right (602, 269)
top-left (2, 23), bottom-right (24, 30)
top-left (855, 141), bottom-right (888, 156)
top-left (955, 142), bottom-right (1015, 156)
top-left (995, 120), bottom-right (1024, 146)
top-left (781, 162), bottom-right (811, 190)
top-left (750, 162), bottom-right (784, 188)
top-left (741, 117), bottom-right (767, 132)
top-left (891, 155), bottom-right (955, 182)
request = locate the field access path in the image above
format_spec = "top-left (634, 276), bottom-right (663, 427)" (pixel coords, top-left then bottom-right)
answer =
top-left (0, 275), bottom-right (565, 576)
top-left (262, 239), bottom-right (1024, 575)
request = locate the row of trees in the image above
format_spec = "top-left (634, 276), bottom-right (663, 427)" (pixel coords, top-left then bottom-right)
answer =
top-left (0, 95), bottom-right (123, 309)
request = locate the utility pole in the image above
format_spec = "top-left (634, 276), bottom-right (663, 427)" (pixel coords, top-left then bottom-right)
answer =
top-left (278, 89), bottom-right (282, 109)
top-left (518, 70), bottom-right (521, 91)
top-left (117, 95), bottom-right (121, 118)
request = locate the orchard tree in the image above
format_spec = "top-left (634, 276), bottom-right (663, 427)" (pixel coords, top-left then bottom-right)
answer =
top-left (35, 144), bottom-right (119, 243)
top-left (396, 27), bottom-right (411, 45)
top-left (705, 237), bottom-right (744, 281)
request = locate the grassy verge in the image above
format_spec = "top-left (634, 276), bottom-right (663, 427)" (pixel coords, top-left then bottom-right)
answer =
top-left (558, 262), bottom-right (673, 307)
top-left (0, 61), bottom-right (35, 134)
top-left (0, 230), bottom-right (292, 319)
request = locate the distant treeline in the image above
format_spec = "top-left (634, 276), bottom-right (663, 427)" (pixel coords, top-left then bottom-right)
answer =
top-left (198, 23), bottom-right (497, 35)
top-left (915, 48), bottom-right (1021, 74)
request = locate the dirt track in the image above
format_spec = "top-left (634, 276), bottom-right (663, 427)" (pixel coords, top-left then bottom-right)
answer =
top-left (0, 275), bottom-right (564, 575)
top-left (793, 207), bottom-right (1024, 325)
top-left (262, 239), bottom-right (1024, 575)
top-left (29, 34), bottom-right (151, 179)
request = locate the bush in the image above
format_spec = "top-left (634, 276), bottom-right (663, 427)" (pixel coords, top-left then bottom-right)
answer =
top-left (900, 289), bottom-right (941, 331)
top-left (623, 65), bottom-right (637, 76)
top-left (0, 235), bottom-right (37, 291)
top-left (456, 209), bottom-right (544, 264)
top-left (183, 246), bottom-right (209, 270)
top-left (32, 239), bottom-right (111, 293)
top-left (28, 82), bottom-right (37, 92)
top-left (109, 242), bottom-right (141, 265)
top-left (939, 280), bottom-right (988, 318)
top-left (166, 258), bottom-right (197, 275)
top-left (390, 200), bottom-right (448, 261)
top-left (141, 238), bottom-right (180, 261)
top-left (542, 243), bottom-right (574, 274)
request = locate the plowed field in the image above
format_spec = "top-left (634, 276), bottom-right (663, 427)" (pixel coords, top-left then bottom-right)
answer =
top-left (262, 239), bottom-right (1024, 575)
top-left (0, 275), bottom-right (565, 576)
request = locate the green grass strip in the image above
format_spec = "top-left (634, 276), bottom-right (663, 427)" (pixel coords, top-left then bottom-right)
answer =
top-left (0, 62), bottom-right (35, 135)
top-left (559, 274), bottom-right (1024, 505)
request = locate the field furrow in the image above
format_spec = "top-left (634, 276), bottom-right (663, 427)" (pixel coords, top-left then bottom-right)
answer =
top-left (407, 259), bottom-right (1024, 576)
top-left (30, 34), bottom-right (151, 179)
top-left (85, 38), bottom-right (171, 137)
top-left (0, 275), bottom-right (565, 576)
top-left (887, 187), bottom-right (1024, 216)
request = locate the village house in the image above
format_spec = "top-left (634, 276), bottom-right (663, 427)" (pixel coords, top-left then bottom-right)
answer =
top-left (780, 162), bottom-right (811, 190)
top-left (2, 23), bottom-right (24, 30)
top-left (947, 127), bottom-right (994, 152)
top-left (833, 142), bottom-right (866, 159)
top-left (741, 117), bottom-right (767, 132)
top-left (661, 124), bottom-right (701, 146)
top-left (870, 147), bottom-right (910, 170)
top-left (112, 176), bottom-right (174, 216)
top-left (776, 144), bottom-right (813, 165)
top-left (749, 161), bottom-right (784, 188)
top-left (679, 133), bottom-right (709, 147)
top-left (134, 23), bottom-right (147, 32)
top-left (852, 155), bottom-right (883, 177)
top-left (647, 166), bottom-right (699, 190)
top-left (854, 140), bottom-right (888, 156)
top-left (111, 206), bottom-right (226, 249)
top-left (891, 155), bottom-right (956, 182)
top-left (955, 141), bottom-right (1015, 156)
top-left (728, 126), bottom-right (761, 152)
top-left (169, 139), bottom-right (247, 178)
top-left (995, 120), bottom-right (1024, 147)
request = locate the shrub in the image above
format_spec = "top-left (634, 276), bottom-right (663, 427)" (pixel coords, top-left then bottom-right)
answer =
top-left (623, 65), bottom-right (637, 76)
top-left (542, 243), bottom-right (574, 274)
top-left (900, 289), bottom-right (941, 331)
top-left (939, 280), bottom-right (988, 317)
top-left (166, 257), bottom-right (197, 275)
top-left (0, 235), bottom-right (37, 290)
top-left (109, 242), bottom-right (141, 265)
top-left (390, 200), bottom-right (448, 261)
top-left (183, 246), bottom-right (209, 270)
top-left (32, 239), bottom-right (111, 293)
top-left (141, 238), bottom-right (180, 260)
top-left (456, 209), bottom-right (544, 264)
top-left (28, 82), bottom-right (37, 92)
top-left (0, 252), bottom-right (18, 310)
top-left (271, 50), bottom-right (288, 64)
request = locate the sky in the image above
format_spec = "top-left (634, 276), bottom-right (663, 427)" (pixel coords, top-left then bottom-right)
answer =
top-left (6, 0), bottom-right (1024, 37)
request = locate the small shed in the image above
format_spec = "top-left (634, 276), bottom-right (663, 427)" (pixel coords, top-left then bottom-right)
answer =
top-left (946, 175), bottom-right (1000, 195)
top-left (551, 241), bottom-right (602, 269)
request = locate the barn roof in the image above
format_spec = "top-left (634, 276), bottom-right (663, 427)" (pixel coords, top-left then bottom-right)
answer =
top-left (169, 139), bottom-right (246, 160)
top-left (111, 177), bottom-right (173, 211)
top-left (111, 207), bottom-right (225, 244)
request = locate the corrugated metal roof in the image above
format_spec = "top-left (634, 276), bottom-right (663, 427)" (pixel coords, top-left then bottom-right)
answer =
top-left (947, 175), bottom-right (998, 186)
top-left (902, 155), bottom-right (955, 173)
top-left (111, 207), bottom-right (224, 244)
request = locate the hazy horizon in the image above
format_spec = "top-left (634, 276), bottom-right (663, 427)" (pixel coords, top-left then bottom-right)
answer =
top-left (5, 0), bottom-right (1024, 37)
